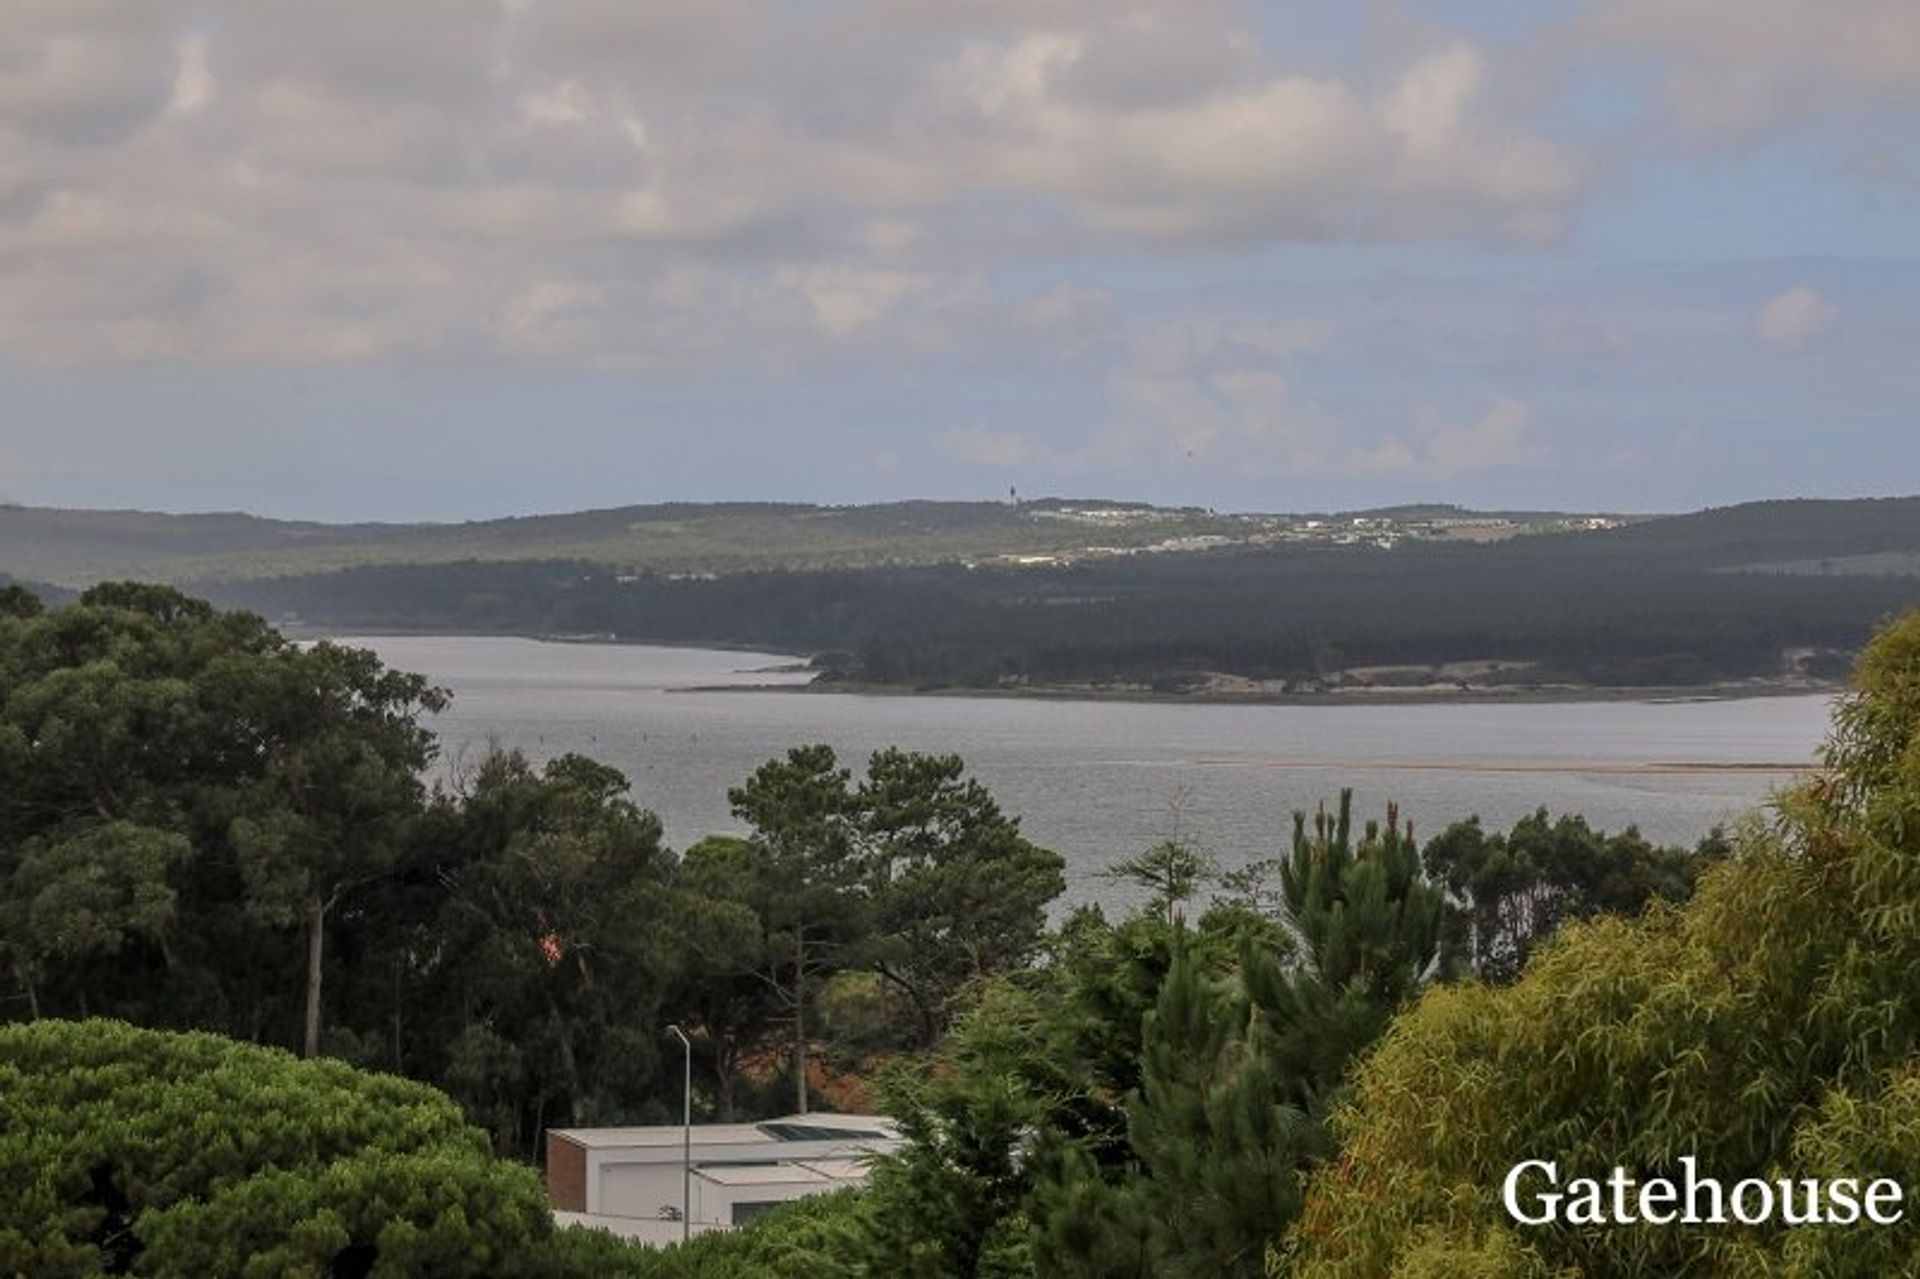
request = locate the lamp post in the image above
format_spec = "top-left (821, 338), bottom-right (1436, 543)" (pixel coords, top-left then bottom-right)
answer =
top-left (665, 1024), bottom-right (691, 1242)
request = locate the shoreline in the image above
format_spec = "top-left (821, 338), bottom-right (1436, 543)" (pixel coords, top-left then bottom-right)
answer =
top-left (673, 677), bottom-right (1842, 710)
top-left (298, 627), bottom-right (1843, 710)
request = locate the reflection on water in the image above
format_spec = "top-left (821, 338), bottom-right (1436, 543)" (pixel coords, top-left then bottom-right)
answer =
top-left (342, 635), bottom-right (1834, 912)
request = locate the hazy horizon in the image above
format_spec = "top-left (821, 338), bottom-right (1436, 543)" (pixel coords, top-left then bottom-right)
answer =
top-left (12, 488), bottom-right (1910, 527)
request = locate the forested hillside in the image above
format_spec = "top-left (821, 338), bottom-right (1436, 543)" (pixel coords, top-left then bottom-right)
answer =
top-left (0, 499), bottom-right (1252, 585)
top-left (11, 496), bottom-right (1916, 692)
top-left (215, 500), bottom-right (1920, 689)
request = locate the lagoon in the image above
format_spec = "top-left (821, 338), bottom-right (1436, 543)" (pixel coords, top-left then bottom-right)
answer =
top-left (341, 635), bottom-right (1834, 911)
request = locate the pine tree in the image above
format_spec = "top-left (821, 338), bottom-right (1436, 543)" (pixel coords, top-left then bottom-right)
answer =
top-left (1042, 790), bottom-right (1444, 1278)
top-left (1253, 789), bottom-right (1444, 1110)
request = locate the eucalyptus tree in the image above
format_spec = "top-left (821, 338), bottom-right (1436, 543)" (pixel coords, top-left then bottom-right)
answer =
top-left (228, 640), bottom-right (446, 1057)
top-left (0, 585), bottom-right (445, 1060)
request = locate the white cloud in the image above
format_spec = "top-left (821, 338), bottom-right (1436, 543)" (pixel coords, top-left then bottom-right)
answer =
top-left (775, 266), bottom-right (940, 338)
top-left (1427, 396), bottom-right (1543, 472)
top-left (1100, 317), bottom-right (1331, 471)
top-left (0, 2), bottom-right (1586, 366)
top-left (1359, 396), bottom-right (1545, 476)
top-left (1754, 286), bottom-right (1839, 348)
top-left (1577, 0), bottom-right (1920, 141)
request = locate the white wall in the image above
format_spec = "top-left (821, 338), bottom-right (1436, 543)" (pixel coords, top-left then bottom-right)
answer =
top-left (600, 1162), bottom-right (687, 1222)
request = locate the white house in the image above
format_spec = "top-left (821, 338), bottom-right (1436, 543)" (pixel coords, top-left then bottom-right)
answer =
top-left (546, 1113), bottom-right (901, 1239)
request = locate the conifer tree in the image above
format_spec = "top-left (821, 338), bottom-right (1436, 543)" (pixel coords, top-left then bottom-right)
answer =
top-left (1039, 791), bottom-right (1444, 1278)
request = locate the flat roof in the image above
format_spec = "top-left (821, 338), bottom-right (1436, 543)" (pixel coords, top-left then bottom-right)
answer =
top-left (550, 1123), bottom-right (773, 1150)
top-left (549, 1113), bottom-right (900, 1152)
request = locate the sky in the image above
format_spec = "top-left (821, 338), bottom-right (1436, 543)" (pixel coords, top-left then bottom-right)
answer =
top-left (1, 1), bottom-right (1917, 520)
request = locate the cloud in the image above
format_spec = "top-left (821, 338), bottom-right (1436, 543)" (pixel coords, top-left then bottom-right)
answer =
top-left (941, 426), bottom-right (1046, 468)
top-left (1575, 0), bottom-right (1920, 141)
top-left (1754, 286), bottom-right (1839, 348)
top-left (1359, 396), bottom-right (1545, 476)
top-left (0, 2), bottom-right (1584, 366)
top-left (1093, 315), bottom-right (1341, 476)
top-left (938, 35), bottom-right (1580, 244)
top-left (1426, 396), bottom-right (1544, 472)
top-left (774, 266), bottom-right (940, 338)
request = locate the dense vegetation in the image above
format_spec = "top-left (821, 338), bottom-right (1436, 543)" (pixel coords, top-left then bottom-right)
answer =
top-left (0, 584), bottom-right (1061, 1157)
top-left (1287, 607), bottom-right (1920, 1276)
top-left (0, 1018), bottom-right (873, 1278)
top-left (18, 582), bottom-right (1920, 1276)
top-left (218, 498), bottom-right (1920, 688)
top-left (0, 1019), bottom-right (557, 1277)
top-left (14, 495), bottom-right (1914, 690)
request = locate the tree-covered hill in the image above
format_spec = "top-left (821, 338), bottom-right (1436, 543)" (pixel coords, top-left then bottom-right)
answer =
top-left (0, 499), bottom-right (1262, 586)
top-left (210, 496), bottom-right (1920, 690)
top-left (1535, 495), bottom-right (1920, 569)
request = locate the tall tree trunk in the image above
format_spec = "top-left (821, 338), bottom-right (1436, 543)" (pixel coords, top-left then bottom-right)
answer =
top-left (303, 896), bottom-right (326, 1057)
top-left (552, 997), bottom-right (584, 1124)
top-left (13, 954), bottom-right (39, 1020)
top-left (715, 1046), bottom-right (737, 1123)
top-left (390, 953), bottom-right (405, 1071)
top-left (793, 925), bottom-right (809, 1114)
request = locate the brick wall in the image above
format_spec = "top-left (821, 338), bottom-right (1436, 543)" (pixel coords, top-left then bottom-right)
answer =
top-left (546, 1133), bottom-right (587, 1211)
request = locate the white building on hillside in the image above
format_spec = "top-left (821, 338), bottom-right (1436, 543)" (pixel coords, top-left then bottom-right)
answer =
top-left (547, 1113), bottom-right (901, 1243)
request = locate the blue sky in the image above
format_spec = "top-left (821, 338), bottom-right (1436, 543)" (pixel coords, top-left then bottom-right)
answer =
top-left (1, 0), bottom-right (1916, 520)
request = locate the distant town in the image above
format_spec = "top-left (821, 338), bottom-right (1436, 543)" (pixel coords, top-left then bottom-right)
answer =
top-left (980, 503), bottom-right (1626, 568)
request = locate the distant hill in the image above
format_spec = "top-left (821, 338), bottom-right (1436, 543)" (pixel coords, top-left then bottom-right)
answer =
top-left (1, 498), bottom-right (1599, 587)
top-left (0, 572), bottom-right (76, 607)
top-left (191, 494), bottom-right (1920, 695)
top-left (1570, 496), bottom-right (1920, 570)
top-left (0, 506), bottom-right (406, 585)
top-left (2, 499), bottom-right (1265, 586)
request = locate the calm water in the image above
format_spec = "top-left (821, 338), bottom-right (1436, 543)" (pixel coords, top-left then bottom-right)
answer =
top-left (340, 635), bottom-right (1835, 911)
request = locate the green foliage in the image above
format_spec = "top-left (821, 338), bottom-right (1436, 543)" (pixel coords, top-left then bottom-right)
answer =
top-left (0, 1019), bottom-right (562, 1277)
top-left (0, 585), bottom-right (448, 1055)
top-left (0, 583), bottom-right (44, 619)
top-left (1422, 809), bottom-right (1727, 982)
top-left (1288, 608), bottom-right (1920, 1278)
top-left (1106, 837), bottom-right (1217, 929)
top-left (1122, 952), bottom-right (1328, 1278)
top-left (857, 748), bottom-right (1065, 1048)
top-left (696, 745), bottom-right (1063, 1113)
top-left (5, 581), bottom-right (1819, 1278)
top-left (212, 497), bottom-right (1920, 691)
top-left (1071, 793), bottom-right (1442, 1278)
top-left (1, 498), bottom-right (1249, 587)
top-left (406, 748), bottom-right (678, 1153)
top-left (859, 793), bottom-right (1444, 1279)
top-left (1260, 792), bottom-right (1444, 1103)
top-left (0, 590), bottom-right (701, 1155)
top-left (6, 823), bottom-right (186, 963)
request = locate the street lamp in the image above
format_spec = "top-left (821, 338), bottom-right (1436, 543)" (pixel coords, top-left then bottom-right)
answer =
top-left (665, 1024), bottom-right (692, 1242)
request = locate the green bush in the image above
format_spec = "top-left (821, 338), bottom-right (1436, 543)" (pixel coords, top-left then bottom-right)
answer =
top-left (0, 1019), bottom-right (557, 1277)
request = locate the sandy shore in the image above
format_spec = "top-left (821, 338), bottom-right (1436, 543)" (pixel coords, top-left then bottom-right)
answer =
top-left (675, 677), bottom-right (1841, 711)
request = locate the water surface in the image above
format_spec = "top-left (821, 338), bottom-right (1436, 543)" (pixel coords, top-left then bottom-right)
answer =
top-left (342, 635), bottom-right (1834, 910)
